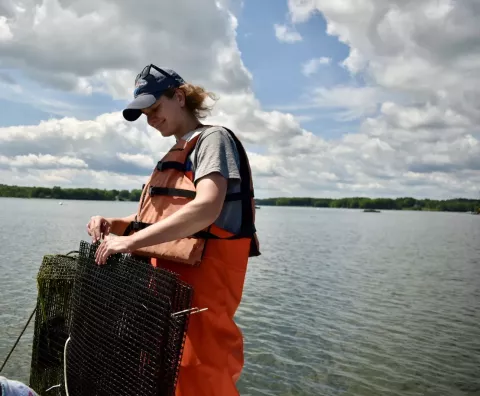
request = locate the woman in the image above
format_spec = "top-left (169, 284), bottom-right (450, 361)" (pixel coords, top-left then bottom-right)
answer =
top-left (87, 64), bottom-right (260, 396)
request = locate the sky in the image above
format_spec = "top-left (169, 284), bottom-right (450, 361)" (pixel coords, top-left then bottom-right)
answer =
top-left (1, 0), bottom-right (480, 199)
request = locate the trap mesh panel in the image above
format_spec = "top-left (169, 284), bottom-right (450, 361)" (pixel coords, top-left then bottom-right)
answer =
top-left (65, 241), bottom-right (193, 396)
top-left (29, 252), bottom-right (78, 396)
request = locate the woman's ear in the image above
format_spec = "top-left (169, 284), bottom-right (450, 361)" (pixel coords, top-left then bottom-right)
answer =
top-left (175, 89), bottom-right (186, 107)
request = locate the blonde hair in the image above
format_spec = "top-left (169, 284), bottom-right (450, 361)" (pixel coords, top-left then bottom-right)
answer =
top-left (164, 83), bottom-right (217, 119)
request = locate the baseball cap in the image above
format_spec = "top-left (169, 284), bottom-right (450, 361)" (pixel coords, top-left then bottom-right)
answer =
top-left (122, 64), bottom-right (185, 122)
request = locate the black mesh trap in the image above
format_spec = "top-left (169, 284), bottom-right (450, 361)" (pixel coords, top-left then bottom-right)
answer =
top-left (64, 241), bottom-right (193, 396)
top-left (29, 251), bottom-right (78, 396)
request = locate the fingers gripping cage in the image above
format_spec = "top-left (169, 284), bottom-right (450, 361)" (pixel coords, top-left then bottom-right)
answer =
top-left (30, 241), bottom-right (194, 396)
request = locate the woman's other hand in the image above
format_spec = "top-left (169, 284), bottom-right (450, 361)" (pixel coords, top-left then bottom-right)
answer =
top-left (86, 215), bottom-right (112, 243)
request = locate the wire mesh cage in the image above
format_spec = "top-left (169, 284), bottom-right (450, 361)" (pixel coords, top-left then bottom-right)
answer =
top-left (64, 241), bottom-right (193, 396)
top-left (29, 251), bottom-right (78, 396)
top-left (28, 241), bottom-right (194, 396)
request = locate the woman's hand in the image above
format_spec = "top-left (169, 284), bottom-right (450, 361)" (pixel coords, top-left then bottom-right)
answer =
top-left (95, 235), bottom-right (135, 265)
top-left (87, 215), bottom-right (112, 243)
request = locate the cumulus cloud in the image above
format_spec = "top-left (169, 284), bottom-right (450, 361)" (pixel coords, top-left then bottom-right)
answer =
top-left (302, 57), bottom-right (331, 76)
top-left (273, 85), bottom-right (389, 121)
top-left (0, 16), bottom-right (13, 40)
top-left (1, 0), bottom-right (480, 199)
top-left (0, 154), bottom-right (87, 170)
top-left (0, 0), bottom-right (252, 98)
top-left (311, 86), bottom-right (385, 121)
top-left (280, 0), bottom-right (480, 198)
top-left (274, 23), bottom-right (302, 43)
top-left (287, 0), bottom-right (480, 110)
top-left (0, 113), bottom-right (173, 176)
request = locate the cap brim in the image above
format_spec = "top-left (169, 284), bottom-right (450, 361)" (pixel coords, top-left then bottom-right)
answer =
top-left (122, 94), bottom-right (157, 121)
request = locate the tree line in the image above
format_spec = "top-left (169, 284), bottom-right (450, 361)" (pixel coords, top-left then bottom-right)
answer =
top-left (255, 197), bottom-right (480, 213)
top-left (0, 184), bottom-right (142, 202)
top-left (1, 184), bottom-right (479, 213)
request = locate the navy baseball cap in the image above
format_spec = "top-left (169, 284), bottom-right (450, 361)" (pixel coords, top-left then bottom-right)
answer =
top-left (122, 64), bottom-right (185, 122)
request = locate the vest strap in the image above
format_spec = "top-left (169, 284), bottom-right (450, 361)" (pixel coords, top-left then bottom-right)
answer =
top-left (224, 191), bottom-right (254, 202)
top-left (148, 186), bottom-right (253, 202)
top-left (193, 225), bottom-right (256, 240)
top-left (122, 221), bottom-right (151, 236)
top-left (149, 186), bottom-right (196, 199)
top-left (222, 128), bottom-right (256, 238)
top-left (156, 161), bottom-right (186, 172)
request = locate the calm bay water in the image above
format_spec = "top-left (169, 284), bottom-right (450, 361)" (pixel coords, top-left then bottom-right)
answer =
top-left (1, 197), bottom-right (479, 395)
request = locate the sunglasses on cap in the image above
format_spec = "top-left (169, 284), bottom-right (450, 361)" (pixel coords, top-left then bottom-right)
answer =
top-left (135, 64), bottom-right (176, 86)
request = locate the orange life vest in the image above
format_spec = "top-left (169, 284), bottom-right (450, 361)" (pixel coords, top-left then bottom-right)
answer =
top-left (123, 125), bottom-right (260, 396)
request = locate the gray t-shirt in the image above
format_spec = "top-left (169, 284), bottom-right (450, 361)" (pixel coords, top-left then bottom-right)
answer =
top-left (181, 126), bottom-right (242, 234)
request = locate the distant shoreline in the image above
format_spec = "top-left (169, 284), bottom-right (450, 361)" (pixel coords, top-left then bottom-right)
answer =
top-left (0, 183), bottom-right (142, 202)
top-left (255, 197), bottom-right (480, 213)
top-left (1, 184), bottom-right (479, 213)
top-left (256, 197), bottom-right (480, 213)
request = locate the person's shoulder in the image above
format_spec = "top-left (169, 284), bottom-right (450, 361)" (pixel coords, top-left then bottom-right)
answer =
top-left (199, 125), bottom-right (233, 141)
top-left (193, 125), bottom-right (240, 164)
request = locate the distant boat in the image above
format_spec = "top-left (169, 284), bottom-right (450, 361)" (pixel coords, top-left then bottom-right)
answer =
top-left (364, 209), bottom-right (380, 213)
top-left (255, 205), bottom-right (261, 209)
top-left (59, 202), bottom-right (63, 205)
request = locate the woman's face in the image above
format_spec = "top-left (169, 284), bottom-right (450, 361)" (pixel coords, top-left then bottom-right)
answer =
top-left (142, 90), bottom-right (185, 137)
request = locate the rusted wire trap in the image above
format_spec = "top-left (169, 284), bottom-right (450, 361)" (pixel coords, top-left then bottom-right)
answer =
top-left (29, 241), bottom-right (193, 396)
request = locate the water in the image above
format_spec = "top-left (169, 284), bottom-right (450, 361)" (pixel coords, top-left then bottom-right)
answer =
top-left (1, 197), bottom-right (479, 395)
